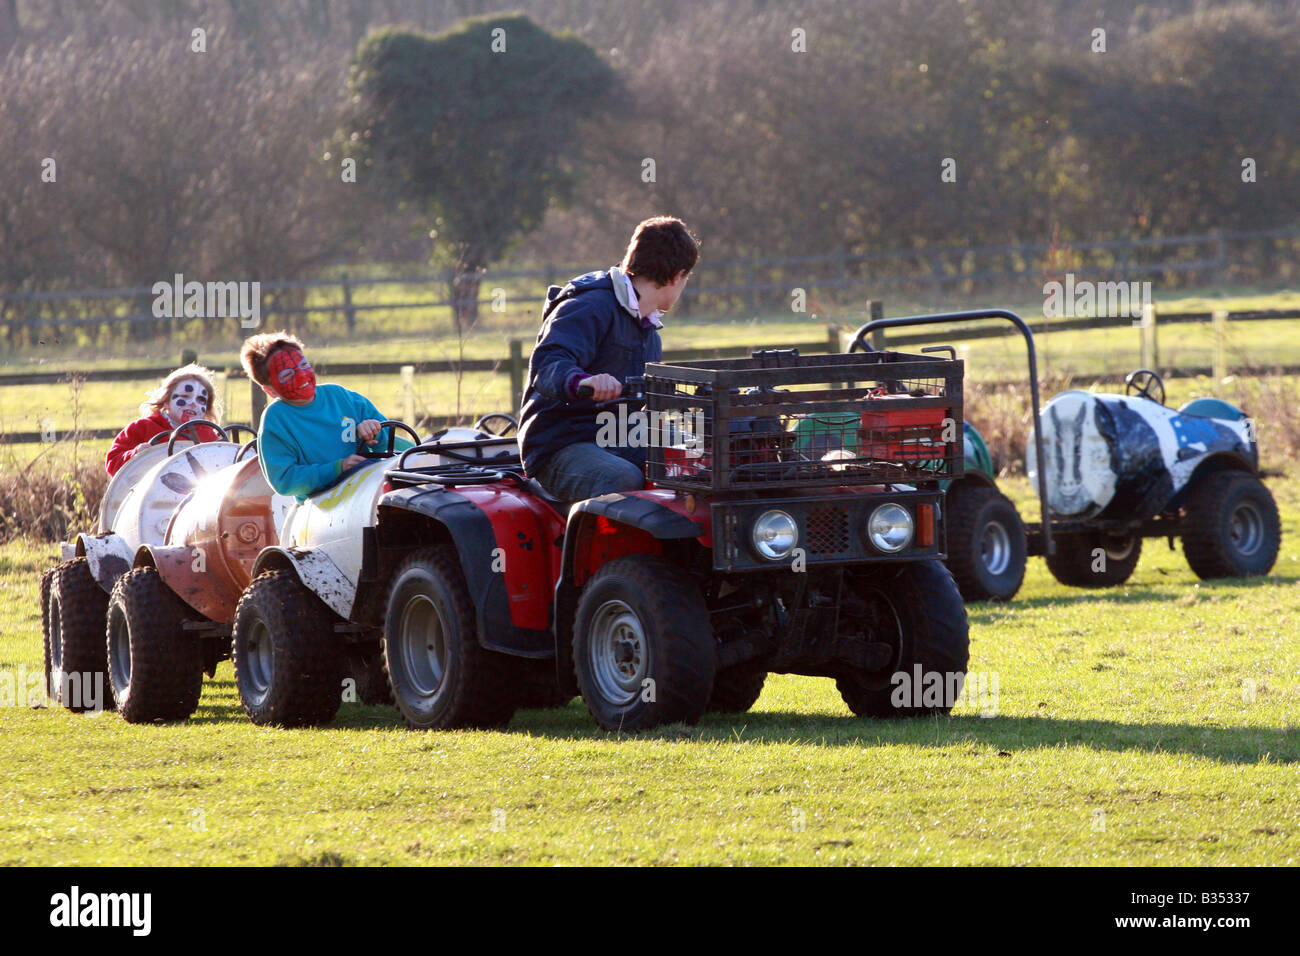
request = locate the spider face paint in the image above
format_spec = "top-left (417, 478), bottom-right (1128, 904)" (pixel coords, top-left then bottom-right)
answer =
top-left (269, 348), bottom-right (315, 402)
top-left (166, 378), bottom-right (210, 426)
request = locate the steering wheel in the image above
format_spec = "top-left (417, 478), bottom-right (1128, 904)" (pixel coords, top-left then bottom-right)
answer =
top-left (1125, 369), bottom-right (1165, 405)
top-left (167, 420), bottom-right (228, 455)
top-left (224, 422), bottom-right (256, 445)
top-left (473, 413), bottom-right (518, 437)
top-left (235, 438), bottom-right (258, 462)
top-left (358, 420), bottom-right (423, 459)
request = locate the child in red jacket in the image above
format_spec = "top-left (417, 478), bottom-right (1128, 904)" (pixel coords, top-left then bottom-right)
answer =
top-left (105, 364), bottom-right (223, 476)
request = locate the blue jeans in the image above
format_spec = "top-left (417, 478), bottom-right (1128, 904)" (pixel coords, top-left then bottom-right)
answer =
top-left (535, 442), bottom-right (644, 501)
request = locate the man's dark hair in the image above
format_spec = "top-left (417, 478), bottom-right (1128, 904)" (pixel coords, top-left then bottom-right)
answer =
top-left (620, 216), bottom-right (699, 285)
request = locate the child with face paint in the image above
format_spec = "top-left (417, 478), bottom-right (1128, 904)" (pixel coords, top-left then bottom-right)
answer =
top-left (240, 331), bottom-right (413, 501)
top-left (105, 364), bottom-right (223, 476)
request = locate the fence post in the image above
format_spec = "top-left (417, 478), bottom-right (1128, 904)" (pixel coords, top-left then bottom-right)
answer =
top-left (401, 365), bottom-right (416, 424)
top-left (1212, 309), bottom-right (1228, 381)
top-left (826, 324), bottom-right (841, 354)
top-left (250, 377), bottom-right (266, 429)
top-left (868, 299), bottom-right (886, 351)
top-left (181, 348), bottom-right (197, 366)
top-left (746, 257), bottom-right (758, 315)
top-left (508, 338), bottom-right (524, 412)
top-left (341, 272), bottom-right (356, 335)
top-left (1140, 302), bottom-right (1158, 370)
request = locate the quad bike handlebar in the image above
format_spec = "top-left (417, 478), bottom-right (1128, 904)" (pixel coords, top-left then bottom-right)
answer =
top-left (847, 308), bottom-right (1054, 556)
top-left (575, 374), bottom-right (645, 408)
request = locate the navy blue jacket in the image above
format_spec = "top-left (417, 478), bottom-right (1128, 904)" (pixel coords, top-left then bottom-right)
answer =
top-left (518, 269), bottom-right (662, 476)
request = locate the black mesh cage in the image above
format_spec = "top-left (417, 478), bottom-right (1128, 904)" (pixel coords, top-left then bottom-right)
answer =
top-left (642, 348), bottom-right (964, 492)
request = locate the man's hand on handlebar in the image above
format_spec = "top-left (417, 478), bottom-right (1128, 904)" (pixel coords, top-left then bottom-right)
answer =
top-left (357, 419), bottom-right (383, 444)
top-left (576, 374), bottom-right (622, 402)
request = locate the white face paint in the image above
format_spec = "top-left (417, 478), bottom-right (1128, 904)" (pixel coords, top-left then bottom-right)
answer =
top-left (166, 378), bottom-right (209, 426)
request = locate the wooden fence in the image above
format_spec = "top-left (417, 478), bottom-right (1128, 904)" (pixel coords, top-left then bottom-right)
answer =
top-left (4, 302), bottom-right (1300, 444)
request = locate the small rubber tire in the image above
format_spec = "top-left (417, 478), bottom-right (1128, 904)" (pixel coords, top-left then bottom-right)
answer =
top-left (1045, 532), bottom-right (1142, 588)
top-left (106, 567), bottom-right (204, 722)
top-left (232, 569), bottom-right (346, 727)
top-left (48, 558), bottom-right (111, 712)
top-left (347, 649), bottom-right (394, 706)
top-left (706, 663), bottom-right (767, 713)
top-left (1182, 471), bottom-right (1281, 578)
top-left (837, 560), bottom-right (970, 718)
top-left (40, 565), bottom-right (56, 698)
top-left (381, 547), bottom-right (519, 729)
top-left (944, 482), bottom-right (1027, 602)
top-left (573, 555), bottom-right (716, 731)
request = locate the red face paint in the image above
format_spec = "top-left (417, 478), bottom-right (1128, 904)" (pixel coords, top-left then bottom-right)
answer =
top-left (269, 348), bottom-right (315, 402)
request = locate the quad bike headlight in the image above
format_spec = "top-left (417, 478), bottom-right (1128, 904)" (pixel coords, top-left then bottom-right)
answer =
top-left (751, 509), bottom-right (798, 561)
top-left (867, 503), bottom-right (914, 553)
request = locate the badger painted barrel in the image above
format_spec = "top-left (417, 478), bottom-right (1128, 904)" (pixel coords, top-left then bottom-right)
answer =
top-left (1027, 390), bottom-right (1252, 522)
top-left (161, 456), bottom-right (291, 622)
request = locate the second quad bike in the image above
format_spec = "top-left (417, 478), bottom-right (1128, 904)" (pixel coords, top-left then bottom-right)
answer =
top-left (223, 346), bottom-right (972, 732)
top-left (848, 310), bottom-right (1281, 600)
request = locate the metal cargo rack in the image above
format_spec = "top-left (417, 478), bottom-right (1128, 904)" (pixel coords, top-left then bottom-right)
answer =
top-left (644, 347), bottom-right (964, 492)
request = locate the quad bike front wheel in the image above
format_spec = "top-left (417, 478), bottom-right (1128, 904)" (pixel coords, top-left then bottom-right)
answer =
top-left (232, 569), bottom-right (346, 727)
top-left (573, 555), bottom-right (715, 731)
top-left (1045, 531), bottom-right (1142, 588)
top-left (944, 482), bottom-right (1027, 602)
top-left (106, 567), bottom-right (204, 722)
top-left (837, 560), bottom-right (970, 718)
top-left (47, 558), bottom-right (111, 713)
top-left (1182, 471), bottom-right (1281, 579)
top-left (381, 547), bottom-right (519, 729)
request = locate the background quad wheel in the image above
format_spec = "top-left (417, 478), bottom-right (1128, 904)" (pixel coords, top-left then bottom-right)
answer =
top-left (1182, 471), bottom-right (1281, 579)
top-left (573, 555), bottom-right (716, 732)
top-left (381, 547), bottom-right (519, 730)
top-left (47, 557), bottom-right (112, 713)
top-left (512, 659), bottom-right (576, 710)
top-left (706, 663), bottom-right (767, 714)
top-left (836, 560), bottom-right (970, 718)
top-left (105, 567), bottom-right (204, 722)
top-left (943, 482), bottom-right (1027, 602)
top-left (232, 569), bottom-right (347, 727)
top-left (1044, 531), bottom-right (1142, 588)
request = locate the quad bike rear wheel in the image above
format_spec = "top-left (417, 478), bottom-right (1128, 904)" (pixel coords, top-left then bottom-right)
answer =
top-left (944, 482), bottom-right (1027, 602)
top-left (381, 547), bottom-right (519, 729)
top-left (106, 567), bottom-right (204, 722)
top-left (48, 558), bottom-right (111, 712)
top-left (837, 560), bottom-right (970, 718)
top-left (1182, 471), bottom-right (1281, 579)
top-left (573, 555), bottom-right (716, 731)
top-left (1045, 532), bottom-right (1142, 588)
top-left (233, 569), bottom-right (346, 727)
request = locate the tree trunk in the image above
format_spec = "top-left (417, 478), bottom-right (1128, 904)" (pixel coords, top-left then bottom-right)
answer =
top-left (450, 266), bottom-right (482, 334)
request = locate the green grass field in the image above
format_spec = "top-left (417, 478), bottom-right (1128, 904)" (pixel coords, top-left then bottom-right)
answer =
top-left (0, 475), bottom-right (1295, 866)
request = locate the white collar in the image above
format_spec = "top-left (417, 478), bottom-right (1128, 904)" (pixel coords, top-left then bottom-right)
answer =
top-left (621, 271), bottom-right (664, 328)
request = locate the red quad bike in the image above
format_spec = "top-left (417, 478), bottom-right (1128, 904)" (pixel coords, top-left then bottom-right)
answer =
top-left (268, 347), bottom-right (971, 732)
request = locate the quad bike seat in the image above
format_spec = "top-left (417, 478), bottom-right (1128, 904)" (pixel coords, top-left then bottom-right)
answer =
top-left (522, 476), bottom-right (573, 513)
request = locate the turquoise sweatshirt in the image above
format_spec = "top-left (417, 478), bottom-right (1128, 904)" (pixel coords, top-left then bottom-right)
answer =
top-left (258, 383), bottom-right (414, 500)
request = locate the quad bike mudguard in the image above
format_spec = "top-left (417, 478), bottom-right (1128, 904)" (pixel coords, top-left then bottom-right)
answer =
top-left (377, 484), bottom-right (556, 658)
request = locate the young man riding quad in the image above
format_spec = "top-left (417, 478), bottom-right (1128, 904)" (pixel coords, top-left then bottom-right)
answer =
top-left (518, 216), bottom-right (698, 499)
